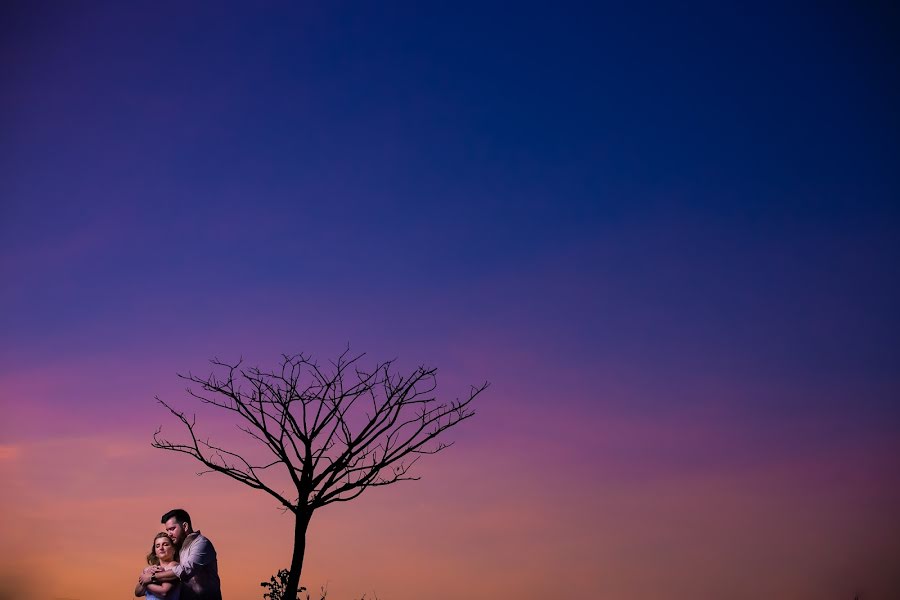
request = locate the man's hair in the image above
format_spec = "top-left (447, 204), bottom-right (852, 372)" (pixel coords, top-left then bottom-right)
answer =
top-left (161, 508), bottom-right (192, 528)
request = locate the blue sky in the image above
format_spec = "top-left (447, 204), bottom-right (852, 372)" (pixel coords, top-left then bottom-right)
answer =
top-left (1, 5), bottom-right (899, 596)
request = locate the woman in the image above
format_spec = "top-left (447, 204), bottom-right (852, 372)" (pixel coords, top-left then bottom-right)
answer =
top-left (134, 532), bottom-right (181, 600)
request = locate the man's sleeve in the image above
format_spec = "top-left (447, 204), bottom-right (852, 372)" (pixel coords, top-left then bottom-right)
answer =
top-left (172, 538), bottom-right (216, 582)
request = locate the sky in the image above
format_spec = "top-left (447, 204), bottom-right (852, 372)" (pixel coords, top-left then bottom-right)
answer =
top-left (1, 2), bottom-right (899, 599)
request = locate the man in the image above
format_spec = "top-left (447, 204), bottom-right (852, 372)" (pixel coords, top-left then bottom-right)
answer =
top-left (141, 508), bottom-right (222, 600)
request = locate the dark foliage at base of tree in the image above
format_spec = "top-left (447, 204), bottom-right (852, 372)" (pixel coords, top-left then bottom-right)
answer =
top-left (262, 568), bottom-right (326, 600)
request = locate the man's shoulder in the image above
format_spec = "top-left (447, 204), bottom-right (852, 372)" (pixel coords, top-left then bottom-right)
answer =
top-left (193, 531), bottom-right (215, 545)
top-left (182, 530), bottom-right (216, 555)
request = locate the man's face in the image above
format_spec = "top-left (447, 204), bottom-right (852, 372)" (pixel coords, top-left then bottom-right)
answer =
top-left (163, 517), bottom-right (189, 547)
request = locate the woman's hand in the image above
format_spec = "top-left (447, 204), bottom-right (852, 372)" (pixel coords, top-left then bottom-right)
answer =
top-left (139, 565), bottom-right (164, 584)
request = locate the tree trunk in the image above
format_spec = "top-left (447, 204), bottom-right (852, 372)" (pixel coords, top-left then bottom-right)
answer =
top-left (284, 510), bottom-right (312, 600)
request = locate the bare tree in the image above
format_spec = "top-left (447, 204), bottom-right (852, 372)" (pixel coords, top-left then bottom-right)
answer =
top-left (152, 349), bottom-right (488, 600)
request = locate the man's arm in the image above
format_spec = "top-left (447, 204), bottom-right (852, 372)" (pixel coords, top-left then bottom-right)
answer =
top-left (140, 568), bottom-right (179, 584)
top-left (171, 536), bottom-right (216, 582)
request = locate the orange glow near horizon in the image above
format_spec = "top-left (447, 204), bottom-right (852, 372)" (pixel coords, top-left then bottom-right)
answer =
top-left (3, 372), bottom-right (900, 600)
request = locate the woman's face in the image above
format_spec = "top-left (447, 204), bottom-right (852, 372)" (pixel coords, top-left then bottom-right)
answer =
top-left (154, 536), bottom-right (175, 562)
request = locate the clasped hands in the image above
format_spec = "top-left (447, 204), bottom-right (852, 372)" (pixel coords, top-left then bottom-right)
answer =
top-left (139, 565), bottom-right (163, 585)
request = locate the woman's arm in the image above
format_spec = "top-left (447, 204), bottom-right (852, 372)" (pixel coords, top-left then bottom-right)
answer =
top-left (135, 566), bottom-right (155, 596)
top-left (135, 567), bottom-right (175, 598)
top-left (144, 581), bottom-right (175, 598)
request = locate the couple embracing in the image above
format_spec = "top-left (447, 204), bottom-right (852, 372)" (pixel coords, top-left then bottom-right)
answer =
top-left (134, 509), bottom-right (222, 600)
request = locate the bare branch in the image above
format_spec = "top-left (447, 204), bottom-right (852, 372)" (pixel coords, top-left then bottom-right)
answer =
top-left (152, 351), bottom-right (488, 512)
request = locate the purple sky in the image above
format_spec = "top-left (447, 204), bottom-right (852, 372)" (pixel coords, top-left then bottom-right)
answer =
top-left (2, 3), bottom-right (899, 599)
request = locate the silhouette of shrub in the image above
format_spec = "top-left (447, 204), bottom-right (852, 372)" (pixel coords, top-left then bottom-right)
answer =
top-left (261, 569), bottom-right (327, 600)
top-left (261, 569), bottom-right (380, 600)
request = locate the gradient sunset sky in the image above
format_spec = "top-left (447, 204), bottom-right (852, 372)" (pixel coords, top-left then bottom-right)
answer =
top-left (2, 2), bottom-right (899, 599)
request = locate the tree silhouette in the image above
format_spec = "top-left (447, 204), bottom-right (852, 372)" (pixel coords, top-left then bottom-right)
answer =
top-left (153, 349), bottom-right (488, 600)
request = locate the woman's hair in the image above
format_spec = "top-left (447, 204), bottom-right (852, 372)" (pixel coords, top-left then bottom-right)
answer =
top-left (146, 532), bottom-right (178, 566)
